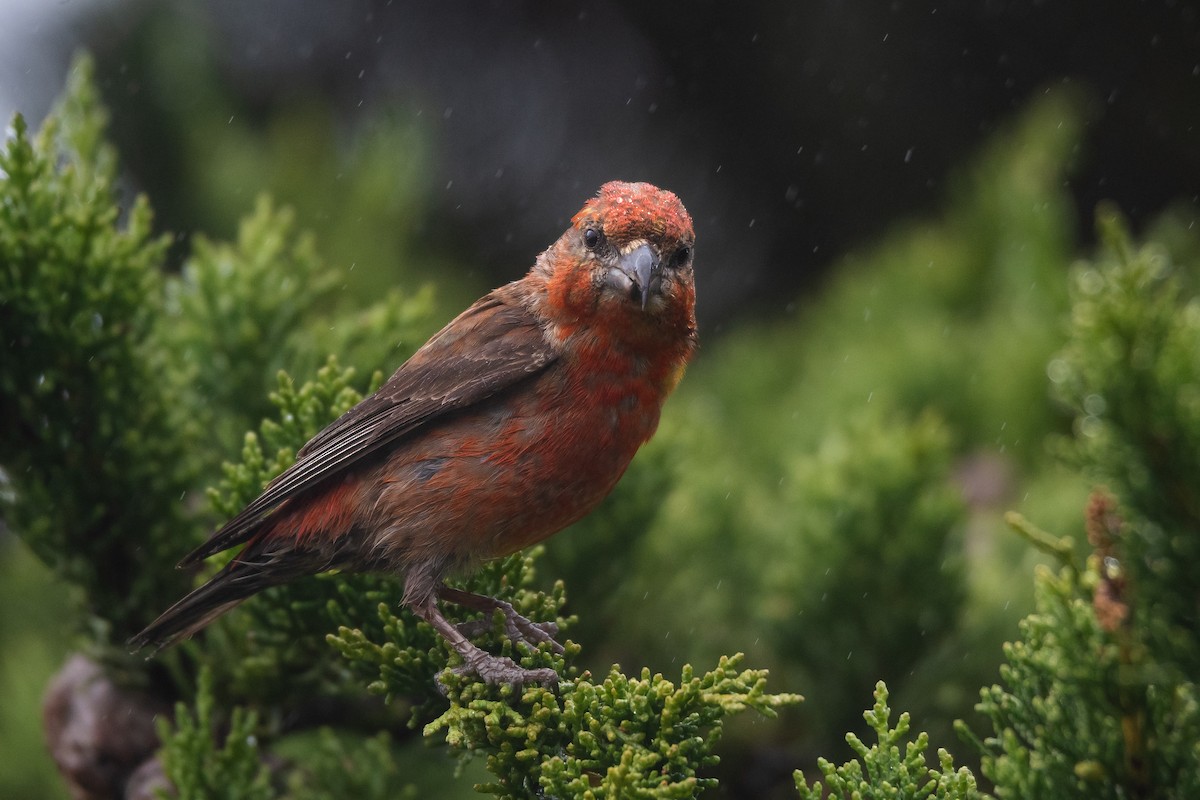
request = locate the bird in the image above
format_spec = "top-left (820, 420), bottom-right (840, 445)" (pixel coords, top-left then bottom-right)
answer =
top-left (130, 181), bottom-right (697, 687)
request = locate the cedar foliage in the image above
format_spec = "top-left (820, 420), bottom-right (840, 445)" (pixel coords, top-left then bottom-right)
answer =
top-left (3, 54), bottom-right (1199, 799)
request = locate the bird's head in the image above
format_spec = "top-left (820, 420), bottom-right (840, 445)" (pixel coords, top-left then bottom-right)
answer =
top-left (538, 181), bottom-right (696, 352)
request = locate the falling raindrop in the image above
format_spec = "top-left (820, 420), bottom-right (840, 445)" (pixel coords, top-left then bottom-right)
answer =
top-left (1080, 416), bottom-right (1104, 438)
top-left (1046, 358), bottom-right (1070, 384)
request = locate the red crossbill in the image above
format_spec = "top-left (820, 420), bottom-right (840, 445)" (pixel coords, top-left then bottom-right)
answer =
top-left (130, 181), bottom-right (697, 687)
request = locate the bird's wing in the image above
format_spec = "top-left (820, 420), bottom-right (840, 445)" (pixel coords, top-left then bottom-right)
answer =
top-left (179, 290), bottom-right (557, 566)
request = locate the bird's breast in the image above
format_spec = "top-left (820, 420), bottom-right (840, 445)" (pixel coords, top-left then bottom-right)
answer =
top-left (369, 357), bottom-right (669, 564)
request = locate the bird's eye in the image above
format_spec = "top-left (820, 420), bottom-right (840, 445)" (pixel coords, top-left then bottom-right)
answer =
top-left (584, 228), bottom-right (600, 250)
top-left (674, 246), bottom-right (691, 266)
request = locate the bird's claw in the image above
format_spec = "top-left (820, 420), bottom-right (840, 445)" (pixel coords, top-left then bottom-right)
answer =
top-left (438, 653), bottom-right (559, 692)
top-left (455, 615), bottom-right (562, 653)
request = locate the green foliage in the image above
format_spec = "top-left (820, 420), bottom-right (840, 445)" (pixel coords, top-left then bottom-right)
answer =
top-left (165, 196), bottom-right (337, 451)
top-left (158, 668), bottom-right (273, 800)
top-left (0, 50), bottom-right (439, 646)
top-left (1050, 209), bottom-right (1200, 673)
top-left (965, 556), bottom-right (1200, 798)
top-left (0, 54), bottom-right (193, 640)
top-left (426, 654), bottom-right (798, 798)
top-left (166, 196), bottom-right (440, 460)
top-left (331, 541), bottom-right (799, 797)
top-left (208, 360), bottom-right (372, 522)
top-left (0, 55), bottom-right (440, 798)
top-left (0, 542), bottom-right (71, 800)
top-left (961, 215), bottom-right (1200, 798)
top-left (796, 682), bottom-right (979, 800)
top-left (285, 730), bottom-right (417, 800)
top-left (670, 90), bottom-right (1081, 468)
top-left (762, 410), bottom-right (967, 733)
top-left (124, 2), bottom-right (458, 312)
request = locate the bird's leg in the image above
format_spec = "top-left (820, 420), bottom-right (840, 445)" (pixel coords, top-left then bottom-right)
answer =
top-left (410, 595), bottom-right (558, 688)
top-left (438, 585), bottom-right (564, 654)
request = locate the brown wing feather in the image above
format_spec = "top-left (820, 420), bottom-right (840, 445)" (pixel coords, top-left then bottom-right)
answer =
top-left (179, 287), bottom-right (557, 567)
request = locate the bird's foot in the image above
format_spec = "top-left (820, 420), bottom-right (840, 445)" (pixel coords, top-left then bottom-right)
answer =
top-left (445, 651), bottom-right (559, 690)
top-left (441, 588), bottom-right (565, 654)
top-left (455, 613), bottom-right (561, 652)
top-left (421, 587), bottom-right (564, 691)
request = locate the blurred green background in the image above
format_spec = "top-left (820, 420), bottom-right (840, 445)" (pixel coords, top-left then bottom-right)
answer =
top-left (2, 1), bottom-right (1198, 797)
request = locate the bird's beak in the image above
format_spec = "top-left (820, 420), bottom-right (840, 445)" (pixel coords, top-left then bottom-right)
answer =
top-left (613, 243), bottom-right (661, 309)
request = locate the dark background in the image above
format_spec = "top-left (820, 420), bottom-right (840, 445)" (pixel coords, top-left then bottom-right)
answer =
top-left (7, 0), bottom-right (1198, 326)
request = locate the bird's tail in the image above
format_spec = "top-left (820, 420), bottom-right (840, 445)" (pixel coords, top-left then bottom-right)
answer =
top-left (128, 555), bottom-right (283, 653)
